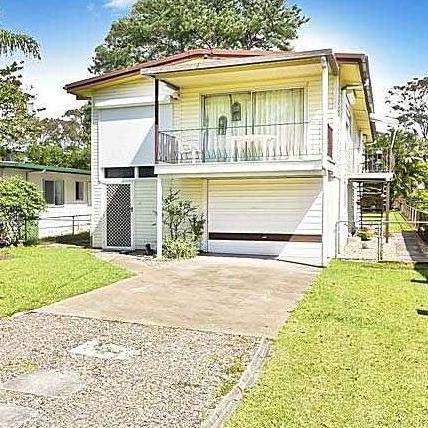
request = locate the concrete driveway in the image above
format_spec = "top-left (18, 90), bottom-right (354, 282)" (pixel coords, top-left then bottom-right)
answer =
top-left (38, 255), bottom-right (319, 338)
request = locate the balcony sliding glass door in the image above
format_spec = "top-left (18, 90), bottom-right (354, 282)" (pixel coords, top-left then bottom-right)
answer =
top-left (203, 92), bottom-right (251, 161)
top-left (202, 88), bottom-right (305, 162)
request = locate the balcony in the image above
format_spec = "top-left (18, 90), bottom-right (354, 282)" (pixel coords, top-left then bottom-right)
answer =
top-left (156, 122), bottom-right (320, 165)
top-left (363, 149), bottom-right (393, 173)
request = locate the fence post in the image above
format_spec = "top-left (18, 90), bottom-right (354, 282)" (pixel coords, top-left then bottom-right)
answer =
top-left (72, 216), bottom-right (75, 236)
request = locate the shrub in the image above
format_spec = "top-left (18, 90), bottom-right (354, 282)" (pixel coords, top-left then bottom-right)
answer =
top-left (0, 176), bottom-right (46, 246)
top-left (162, 184), bottom-right (205, 259)
top-left (358, 226), bottom-right (375, 241)
top-left (163, 237), bottom-right (199, 260)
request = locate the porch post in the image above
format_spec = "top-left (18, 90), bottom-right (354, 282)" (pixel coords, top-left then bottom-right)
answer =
top-left (321, 56), bottom-right (329, 266)
top-left (154, 78), bottom-right (159, 163)
top-left (385, 180), bottom-right (391, 243)
top-left (321, 56), bottom-right (329, 164)
top-left (156, 176), bottom-right (163, 258)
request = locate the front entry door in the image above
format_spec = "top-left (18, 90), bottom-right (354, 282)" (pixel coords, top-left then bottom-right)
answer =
top-left (105, 183), bottom-right (133, 249)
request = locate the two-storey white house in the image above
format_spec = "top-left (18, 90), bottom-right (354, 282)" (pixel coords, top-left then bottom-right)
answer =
top-left (65, 48), bottom-right (385, 266)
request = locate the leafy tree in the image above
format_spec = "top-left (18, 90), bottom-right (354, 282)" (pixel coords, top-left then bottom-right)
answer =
top-left (90, 0), bottom-right (308, 74)
top-left (386, 77), bottom-right (428, 139)
top-left (24, 103), bottom-right (91, 169)
top-left (0, 176), bottom-right (46, 246)
top-left (374, 131), bottom-right (428, 200)
top-left (0, 61), bottom-right (40, 158)
top-left (0, 27), bottom-right (40, 59)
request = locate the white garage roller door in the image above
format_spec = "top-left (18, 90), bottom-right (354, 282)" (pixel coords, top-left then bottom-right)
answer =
top-left (207, 178), bottom-right (323, 266)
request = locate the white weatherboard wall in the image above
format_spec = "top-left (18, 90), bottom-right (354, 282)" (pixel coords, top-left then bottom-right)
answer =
top-left (207, 178), bottom-right (322, 265)
top-left (134, 179), bottom-right (158, 249)
top-left (324, 175), bottom-right (340, 258)
top-left (98, 104), bottom-right (172, 167)
top-left (90, 78), bottom-right (172, 248)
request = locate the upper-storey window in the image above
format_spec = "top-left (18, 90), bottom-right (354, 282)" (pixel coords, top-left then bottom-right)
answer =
top-left (202, 88), bottom-right (305, 160)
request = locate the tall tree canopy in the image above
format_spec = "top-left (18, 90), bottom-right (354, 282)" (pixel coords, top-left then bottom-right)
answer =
top-left (90, 0), bottom-right (308, 74)
top-left (0, 62), bottom-right (39, 158)
top-left (0, 27), bottom-right (40, 59)
top-left (25, 104), bottom-right (91, 170)
top-left (374, 131), bottom-right (428, 200)
top-left (386, 77), bottom-right (428, 139)
top-left (0, 61), bottom-right (91, 169)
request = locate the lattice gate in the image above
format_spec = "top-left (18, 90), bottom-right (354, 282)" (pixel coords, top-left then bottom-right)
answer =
top-left (105, 184), bottom-right (132, 248)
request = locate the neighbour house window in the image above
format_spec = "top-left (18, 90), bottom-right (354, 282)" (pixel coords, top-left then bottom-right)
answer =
top-left (104, 167), bottom-right (135, 179)
top-left (75, 181), bottom-right (85, 201)
top-left (44, 180), bottom-right (64, 205)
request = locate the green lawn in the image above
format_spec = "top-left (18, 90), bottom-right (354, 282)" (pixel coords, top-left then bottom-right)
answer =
top-left (388, 211), bottom-right (415, 233)
top-left (228, 261), bottom-right (428, 428)
top-left (0, 245), bottom-right (130, 318)
top-left (362, 210), bottom-right (414, 234)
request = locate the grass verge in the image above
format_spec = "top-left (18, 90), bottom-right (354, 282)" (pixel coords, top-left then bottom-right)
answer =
top-left (227, 261), bottom-right (428, 428)
top-left (0, 245), bottom-right (130, 318)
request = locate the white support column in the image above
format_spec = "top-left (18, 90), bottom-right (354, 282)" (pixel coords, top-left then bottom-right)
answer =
top-left (156, 176), bottom-right (163, 258)
top-left (321, 56), bottom-right (329, 165)
top-left (321, 56), bottom-right (330, 267)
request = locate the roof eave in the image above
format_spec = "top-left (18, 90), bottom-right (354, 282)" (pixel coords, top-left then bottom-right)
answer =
top-left (63, 49), bottom-right (280, 96)
top-left (0, 161), bottom-right (90, 176)
top-left (335, 52), bottom-right (376, 138)
top-left (141, 49), bottom-right (336, 77)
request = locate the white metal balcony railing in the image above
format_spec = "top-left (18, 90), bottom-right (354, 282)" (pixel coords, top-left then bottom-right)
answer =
top-left (157, 122), bottom-right (320, 164)
top-left (363, 149), bottom-right (394, 173)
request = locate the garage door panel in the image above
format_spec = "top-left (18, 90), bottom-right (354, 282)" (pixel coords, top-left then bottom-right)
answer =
top-left (208, 178), bottom-right (322, 265)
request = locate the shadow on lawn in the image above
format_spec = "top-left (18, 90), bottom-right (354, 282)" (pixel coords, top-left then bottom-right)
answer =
top-left (42, 232), bottom-right (91, 248)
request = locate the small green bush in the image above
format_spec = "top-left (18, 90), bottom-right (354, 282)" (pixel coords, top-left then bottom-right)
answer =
top-left (163, 237), bottom-right (199, 260)
top-left (162, 184), bottom-right (205, 259)
top-left (0, 176), bottom-right (46, 246)
top-left (358, 226), bottom-right (375, 241)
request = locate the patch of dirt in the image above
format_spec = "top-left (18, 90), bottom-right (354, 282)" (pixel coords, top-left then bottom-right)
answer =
top-left (0, 252), bottom-right (13, 261)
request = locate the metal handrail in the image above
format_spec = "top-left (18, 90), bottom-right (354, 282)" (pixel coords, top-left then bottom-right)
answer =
top-left (160, 121), bottom-right (310, 134)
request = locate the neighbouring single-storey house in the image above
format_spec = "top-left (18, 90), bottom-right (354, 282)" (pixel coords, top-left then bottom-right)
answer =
top-left (0, 161), bottom-right (91, 238)
top-left (65, 48), bottom-right (392, 266)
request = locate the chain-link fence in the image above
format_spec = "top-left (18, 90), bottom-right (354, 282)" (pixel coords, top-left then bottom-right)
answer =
top-left (21, 214), bottom-right (91, 243)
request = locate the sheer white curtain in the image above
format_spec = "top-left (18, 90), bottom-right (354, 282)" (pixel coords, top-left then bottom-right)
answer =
top-left (203, 93), bottom-right (251, 161)
top-left (253, 88), bottom-right (304, 158)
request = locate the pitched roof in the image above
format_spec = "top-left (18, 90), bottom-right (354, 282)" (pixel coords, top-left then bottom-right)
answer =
top-left (0, 161), bottom-right (90, 176)
top-left (64, 49), bottom-right (281, 95)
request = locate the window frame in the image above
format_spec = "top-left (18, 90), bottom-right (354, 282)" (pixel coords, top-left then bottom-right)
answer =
top-left (104, 167), bottom-right (135, 179)
top-left (75, 181), bottom-right (85, 201)
top-left (44, 179), bottom-right (65, 206)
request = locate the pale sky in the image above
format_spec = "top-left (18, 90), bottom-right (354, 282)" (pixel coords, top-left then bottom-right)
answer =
top-left (3, 0), bottom-right (427, 120)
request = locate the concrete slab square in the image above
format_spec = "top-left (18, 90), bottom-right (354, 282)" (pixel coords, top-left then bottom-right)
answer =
top-left (0, 403), bottom-right (37, 428)
top-left (37, 255), bottom-right (320, 338)
top-left (70, 339), bottom-right (140, 360)
top-left (0, 370), bottom-right (84, 398)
